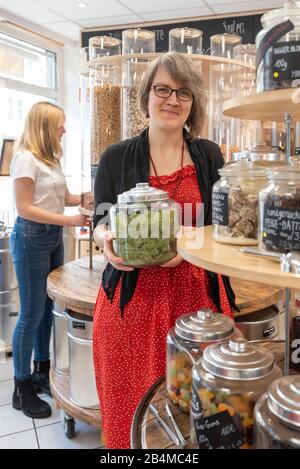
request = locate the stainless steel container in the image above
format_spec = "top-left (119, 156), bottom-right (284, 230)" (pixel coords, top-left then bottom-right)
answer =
top-left (0, 288), bottom-right (19, 351)
top-left (63, 227), bottom-right (76, 263)
top-left (52, 303), bottom-right (69, 375)
top-left (235, 305), bottom-right (279, 342)
top-left (0, 228), bottom-right (19, 351)
top-left (0, 232), bottom-right (18, 291)
top-left (67, 311), bottom-right (99, 409)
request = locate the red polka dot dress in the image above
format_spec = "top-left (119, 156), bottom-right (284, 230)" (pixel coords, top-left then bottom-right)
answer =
top-left (93, 164), bottom-right (233, 449)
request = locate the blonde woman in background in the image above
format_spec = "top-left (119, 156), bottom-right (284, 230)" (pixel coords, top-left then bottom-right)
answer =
top-left (9, 102), bottom-right (87, 419)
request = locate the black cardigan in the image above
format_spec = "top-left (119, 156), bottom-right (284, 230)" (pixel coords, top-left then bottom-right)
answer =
top-left (93, 128), bottom-right (237, 316)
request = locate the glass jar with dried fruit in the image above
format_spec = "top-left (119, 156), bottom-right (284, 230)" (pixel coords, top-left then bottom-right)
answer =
top-left (190, 339), bottom-right (282, 449)
top-left (166, 308), bottom-right (242, 414)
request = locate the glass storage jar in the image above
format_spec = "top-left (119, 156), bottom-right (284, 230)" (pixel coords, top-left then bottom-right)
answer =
top-left (110, 183), bottom-right (179, 267)
top-left (258, 166), bottom-right (300, 252)
top-left (122, 28), bottom-right (155, 54)
top-left (254, 376), bottom-right (300, 448)
top-left (256, 0), bottom-right (300, 93)
top-left (191, 338), bottom-right (282, 449)
top-left (121, 29), bottom-right (155, 140)
top-left (169, 27), bottom-right (203, 54)
top-left (88, 36), bottom-right (121, 61)
top-left (208, 34), bottom-right (242, 162)
top-left (166, 308), bottom-right (242, 414)
top-left (212, 163), bottom-right (267, 245)
top-left (90, 63), bottom-right (121, 165)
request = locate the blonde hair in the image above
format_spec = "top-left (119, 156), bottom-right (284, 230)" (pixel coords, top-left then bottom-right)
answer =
top-left (138, 52), bottom-right (207, 138)
top-left (14, 102), bottom-right (64, 167)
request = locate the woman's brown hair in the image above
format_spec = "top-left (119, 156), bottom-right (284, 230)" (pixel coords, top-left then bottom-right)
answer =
top-left (138, 52), bottom-right (207, 138)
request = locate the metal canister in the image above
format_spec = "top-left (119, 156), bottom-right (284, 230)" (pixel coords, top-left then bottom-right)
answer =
top-left (235, 305), bottom-right (279, 342)
top-left (67, 311), bottom-right (99, 409)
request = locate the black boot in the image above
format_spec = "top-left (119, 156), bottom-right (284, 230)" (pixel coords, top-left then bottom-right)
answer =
top-left (12, 377), bottom-right (52, 419)
top-left (31, 359), bottom-right (52, 397)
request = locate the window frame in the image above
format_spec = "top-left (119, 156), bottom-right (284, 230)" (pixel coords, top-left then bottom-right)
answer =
top-left (0, 21), bottom-right (63, 106)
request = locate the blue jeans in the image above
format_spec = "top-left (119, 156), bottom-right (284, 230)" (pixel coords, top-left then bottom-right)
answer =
top-left (9, 216), bottom-right (64, 380)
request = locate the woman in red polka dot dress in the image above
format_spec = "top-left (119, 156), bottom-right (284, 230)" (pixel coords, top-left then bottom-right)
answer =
top-left (92, 52), bottom-right (236, 449)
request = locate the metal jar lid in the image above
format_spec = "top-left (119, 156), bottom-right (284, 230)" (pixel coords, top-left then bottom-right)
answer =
top-left (117, 182), bottom-right (169, 203)
top-left (268, 376), bottom-right (300, 428)
top-left (202, 338), bottom-right (275, 380)
top-left (175, 308), bottom-right (234, 343)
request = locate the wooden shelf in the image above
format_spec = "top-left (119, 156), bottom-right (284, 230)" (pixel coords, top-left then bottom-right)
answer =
top-left (50, 369), bottom-right (101, 428)
top-left (80, 52), bottom-right (254, 87)
top-left (223, 88), bottom-right (300, 122)
top-left (177, 226), bottom-right (300, 289)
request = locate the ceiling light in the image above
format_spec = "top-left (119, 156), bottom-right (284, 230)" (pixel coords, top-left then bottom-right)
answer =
top-left (77, 2), bottom-right (88, 7)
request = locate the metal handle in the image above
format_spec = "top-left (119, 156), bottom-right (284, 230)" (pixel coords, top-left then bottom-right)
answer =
top-left (149, 404), bottom-right (180, 446)
top-left (239, 247), bottom-right (281, 261)
top-left (165, 401), bottom-right (187, 446)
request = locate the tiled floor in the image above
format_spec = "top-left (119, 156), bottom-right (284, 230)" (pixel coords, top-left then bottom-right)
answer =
top-left (0, 352), bottom-right (103, 449)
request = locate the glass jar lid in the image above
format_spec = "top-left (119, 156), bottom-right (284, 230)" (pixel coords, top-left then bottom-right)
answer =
top-left (202, 338), bottom-right (275, 380)
top-left (232, 144), bottom-right (286, 163)
top-left (261, 1), bottom-right (300, 29)
top-left (117, 183), bottom-right (169, 203)
top-left (266, 166), bottom-right (300, 180)
top-left (218, 162), bottom-right (267, 178)
top-left (268, 376), bottom-right (300, 428)
top-left (175, 308), bottom-right (234, 342)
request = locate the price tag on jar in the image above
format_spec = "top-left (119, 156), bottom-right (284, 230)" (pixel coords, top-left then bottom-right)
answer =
top-left (193, 410), bottom-right (244, 449)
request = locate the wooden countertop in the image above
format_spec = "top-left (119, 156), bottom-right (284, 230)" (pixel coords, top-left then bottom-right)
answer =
top-left (177, 226), bottom-right (300, 289)
top-left (47, 255), bottom-right (282, 317)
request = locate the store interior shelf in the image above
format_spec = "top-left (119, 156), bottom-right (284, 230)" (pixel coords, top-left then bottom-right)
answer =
top-left (177, 226), bottom-right (300, 289)
top-left (80, 52), bottom-right (254, 85)
top-left (223, 88), bottom-right (300, 121)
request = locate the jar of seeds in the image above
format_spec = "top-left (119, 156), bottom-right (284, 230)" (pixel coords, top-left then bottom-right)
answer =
top-left (90, 63), bottom-right (121, 165)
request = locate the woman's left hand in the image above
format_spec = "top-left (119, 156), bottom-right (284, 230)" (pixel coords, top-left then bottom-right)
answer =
top-left (159, 254), bottom-right (183, 268)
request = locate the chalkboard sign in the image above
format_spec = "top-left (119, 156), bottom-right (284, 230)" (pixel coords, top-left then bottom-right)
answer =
top-left (212, 191), bottom-right (229, 226)
top-left (82, 14), bottom-right (263, 52)
top-left (193, 410), bottom-right (244, 449)
top-left (262, 205), bottom-right (300, 251)
top-left (273, 41), bottom-right (300, 82)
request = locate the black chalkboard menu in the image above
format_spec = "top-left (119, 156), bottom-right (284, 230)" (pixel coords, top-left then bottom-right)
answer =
top-left (82, 14), bottom-right (263, 53)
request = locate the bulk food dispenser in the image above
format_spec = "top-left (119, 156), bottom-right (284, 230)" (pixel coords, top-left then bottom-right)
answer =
top-left (89, 36), bottom-right (121, 166)
top-left (208, 33), bottom-right (242, 161)
top-left (122, 28), bottom-right (155, 139)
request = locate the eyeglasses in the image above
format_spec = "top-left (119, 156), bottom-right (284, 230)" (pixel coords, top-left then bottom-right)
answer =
top-left (151, 85), bottom-right (193, 101)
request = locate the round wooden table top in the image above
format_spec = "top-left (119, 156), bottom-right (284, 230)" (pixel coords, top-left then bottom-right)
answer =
top-left (47, 255), bottom-right (282, 317)
top-left (177, 226), bottom-right (300, 290)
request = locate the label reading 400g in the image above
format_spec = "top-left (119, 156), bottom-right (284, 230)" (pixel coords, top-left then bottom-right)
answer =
top-left (272, 40), bottom-right (300, 82)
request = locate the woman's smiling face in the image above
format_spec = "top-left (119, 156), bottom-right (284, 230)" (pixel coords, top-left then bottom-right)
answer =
top-left (148, 66), bottom-right (193, 132)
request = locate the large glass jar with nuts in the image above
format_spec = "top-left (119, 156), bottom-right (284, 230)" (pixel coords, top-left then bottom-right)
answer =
top-left (90, 62), bottom-right (121, 165)
top-left (212, 162), bottom-right (267, 245)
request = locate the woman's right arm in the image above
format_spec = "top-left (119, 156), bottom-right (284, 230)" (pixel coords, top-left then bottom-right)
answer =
top-left (14, 178), bottom-right (87, 227)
